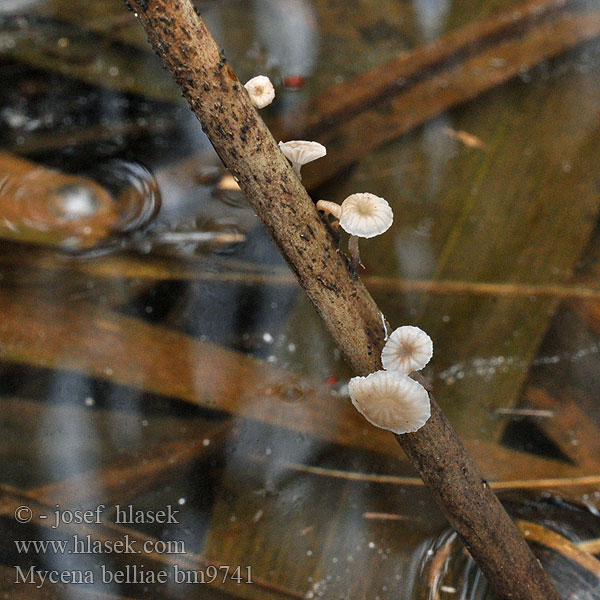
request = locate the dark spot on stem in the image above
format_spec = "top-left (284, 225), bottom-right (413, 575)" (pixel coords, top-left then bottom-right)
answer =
top-left (316, 276), bottom-right (338, 292)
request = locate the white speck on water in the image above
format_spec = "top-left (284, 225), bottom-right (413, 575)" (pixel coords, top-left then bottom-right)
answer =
top-left (265, 447), bottom-right (272, 455)
top-left (262, 332), bottom-right (274, 343)
top-left (84, 397), bottom-right (95, 407)
top-left (253, 509), bottom-right (264, 523)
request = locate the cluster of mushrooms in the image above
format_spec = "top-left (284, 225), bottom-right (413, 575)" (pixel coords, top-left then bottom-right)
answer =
top-left (245, 75), bottom-right (433, 434)
top-left (350, 326), bottom-right (433, 434)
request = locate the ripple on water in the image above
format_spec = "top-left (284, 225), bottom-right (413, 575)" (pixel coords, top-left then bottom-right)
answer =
top-left (0, 158), bottom-right (160, 255)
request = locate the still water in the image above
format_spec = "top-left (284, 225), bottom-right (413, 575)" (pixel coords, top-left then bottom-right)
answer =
top-left (0, 1), bottom-right (599, 598)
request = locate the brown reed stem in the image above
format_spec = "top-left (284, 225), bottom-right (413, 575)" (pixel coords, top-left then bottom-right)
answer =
top-left (124, 1), bottom-right (561, 598)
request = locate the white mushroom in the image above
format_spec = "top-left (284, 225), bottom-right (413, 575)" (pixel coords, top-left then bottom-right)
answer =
top-left (339, 193), bottom-right (393, 238)
top-left (317, 193), bottom-right (393, 269)
top-left (349, 370), bottom-right (430, 434)
top-left (244, 75), bottom-right (275, 109)
top-left (278, 140), bottom-right (326, 179)
top-left (381, 325), bottom-right (433, 374)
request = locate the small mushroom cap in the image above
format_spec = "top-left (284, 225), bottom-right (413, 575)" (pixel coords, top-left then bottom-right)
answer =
top-left (381, 325), bottom-right (433, 374)
top-left (339, 193), bottom-right (393, 238)
top-left (244, 75), bottom-right (275, 109)
top-left (278, 140), bottom-right (327, 168)
top-left (349, 370), bottom-right (430, 434)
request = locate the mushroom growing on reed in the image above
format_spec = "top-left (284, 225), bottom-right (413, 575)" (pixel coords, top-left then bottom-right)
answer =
top-left (348, 370), bottom-right (430, 434)
top-left (381, 325), bottom-right (433, 374)
top-left (278, 140), bottom-right (326, 179)
top-left (316, 193), bottom-right (393, 269)
top-left (244, 75), bottom-right (275, 109)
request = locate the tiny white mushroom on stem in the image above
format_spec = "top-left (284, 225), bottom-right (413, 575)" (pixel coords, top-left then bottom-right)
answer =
top-left (278, 140), bottom-right (326, 179)
top-left (317, 194), bottom-right (393, 269)
top-left (341, 193), bottom-right (393, 269)
top-left (381, 325), bottom-right (433, 374)
top-left (349, 370), bottom-right (430, 434)
top-left (244, 75), bottom-right (275, 109)
top-left (338, 193), bottom-right (393, 238)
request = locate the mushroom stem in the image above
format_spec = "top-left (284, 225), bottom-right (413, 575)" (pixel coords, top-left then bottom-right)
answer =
top-left (316, 200), bottom-right (342, 220)
top-left (348, 234), bottom-right (364, 270)
top-left (292, 163), bottom-right (303, 179)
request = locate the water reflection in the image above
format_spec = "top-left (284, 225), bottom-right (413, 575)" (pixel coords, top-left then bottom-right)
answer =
top-left (0, 0), bottom-right (41, 15)
top-left (253, 0), bottom-right (319, 88)
top-left (0, 156), bottom-right (159, 253)
top-left (413, 0), bottom-right (451, 42)
top-left (1, 1), bottom-right (600, 599)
